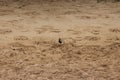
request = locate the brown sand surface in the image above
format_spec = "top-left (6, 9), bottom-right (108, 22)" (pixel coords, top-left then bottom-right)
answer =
top-left (0, 0), bottom-right (120, 80)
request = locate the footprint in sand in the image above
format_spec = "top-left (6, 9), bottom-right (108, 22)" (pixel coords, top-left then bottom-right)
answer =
top-left (63, 10), bottom-right (77, 15)
top-left (35, 27), bottom-right (48, 34)
top-left (35, 25), bottom-right (61, 34)
top-left (75, 36), bottom-right (83, 41)
top-left (109, 28), bottom-right (120, 33)
top-left (0, 10), bottom-right (14, 16)
top-left (91, 30), bottom-right (100, 35)
top-left (0, 29), bottom-right (12, 34)
top-left (105, 36), bottom-right (120, 43)
top-left (67, 29), bottom-right (81, 35)
top-left (23, 11), bottom-right (40, 16)
top-left (9, 42), bottom-right (36, 52)
top-left (35, 25), bottom-right (55, 34)
top-left (14, 36), bottom-right (29, 41)
top-left (84, 36), bottom-right (100, 41)
top-left (50, 29), bottom-right (61, 33)
top-left (80, 15), bottom-right (96, 19)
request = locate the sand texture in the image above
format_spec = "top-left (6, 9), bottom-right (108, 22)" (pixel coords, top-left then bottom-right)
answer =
top-left (0, 0), bottom-right (120, 80)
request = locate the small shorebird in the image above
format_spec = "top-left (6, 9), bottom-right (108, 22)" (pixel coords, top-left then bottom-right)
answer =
top-left (58, 38), bottom-right (62, 44)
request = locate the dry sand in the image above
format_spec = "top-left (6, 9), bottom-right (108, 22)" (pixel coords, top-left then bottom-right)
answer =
top-left (0, 0), bottom-right (120, 80)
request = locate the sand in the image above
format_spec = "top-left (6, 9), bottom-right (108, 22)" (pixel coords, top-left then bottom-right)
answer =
top-left (0, 0), bottom-right (120, 80)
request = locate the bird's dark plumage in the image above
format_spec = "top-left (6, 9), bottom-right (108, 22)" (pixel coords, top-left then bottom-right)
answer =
top-left (58, 38), bottom-right (62, 44)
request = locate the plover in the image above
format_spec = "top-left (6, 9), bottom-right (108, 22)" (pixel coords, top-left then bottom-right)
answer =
top-left (58, 38), bottom-right (62, 44)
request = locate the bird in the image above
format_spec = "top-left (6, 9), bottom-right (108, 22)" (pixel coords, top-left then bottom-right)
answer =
top-left (58, 38), bottom-right (62, 44)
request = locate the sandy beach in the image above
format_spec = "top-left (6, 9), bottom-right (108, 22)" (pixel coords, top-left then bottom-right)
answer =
top-left (0, 0), bottom-right (120, 80)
